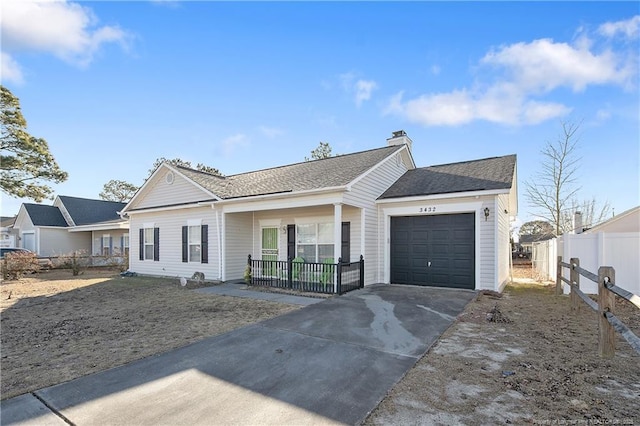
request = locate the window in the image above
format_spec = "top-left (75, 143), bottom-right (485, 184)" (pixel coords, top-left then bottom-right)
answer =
top-left (138, 228), bottom-right (158, 261)
top-left (102, 234), bottom-right (111, 256)
top-left (296, 223), bottom-right (334, 263)
top-left (122, 234), bottom-right (129, 256)
top-left (182, 224), bottom-right (208, 264)
top-left (144, 228), bottom-right (154, 260)
top-left (188, 226), bottom-right (201, 262)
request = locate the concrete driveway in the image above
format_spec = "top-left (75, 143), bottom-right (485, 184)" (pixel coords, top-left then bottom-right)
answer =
top-left (1, 284), bottom-right (475, 426)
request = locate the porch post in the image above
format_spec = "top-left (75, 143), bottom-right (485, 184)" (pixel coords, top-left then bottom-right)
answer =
top-left (334, 203), bottom-right (342, 294)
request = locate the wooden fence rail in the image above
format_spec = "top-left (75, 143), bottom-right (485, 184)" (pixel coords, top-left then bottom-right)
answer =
top-left (557, 256), bottom-right (640, 358)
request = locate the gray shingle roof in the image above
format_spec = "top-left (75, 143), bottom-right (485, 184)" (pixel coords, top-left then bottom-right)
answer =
top-left (176, 145), bottom-right (404, 200)
top-left (58, 196), bottom-right (127, 226)
top-left (23, 204), bottom-right (68, 227)
top-left (379, 154), bottom-right (516, 199)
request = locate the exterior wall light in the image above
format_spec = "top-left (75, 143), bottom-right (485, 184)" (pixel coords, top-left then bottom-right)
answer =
top-left (484, 207), bottom-right (490, 221)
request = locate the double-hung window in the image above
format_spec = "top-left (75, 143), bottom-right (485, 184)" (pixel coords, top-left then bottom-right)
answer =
top-left (139, 227), bottom-right (159, 261)
top-left (144, 228), bottom-right (154, 260)
top-left (188, 225), bottom-right (201, 262)
top-left (102, 234), bottom-right (111, 256)
top-left (296, 223), bottom-right (334, 263)
top-left (182, 223), bottom-right (208, 264)
top-left (122, 234), bottom-right (130, 256)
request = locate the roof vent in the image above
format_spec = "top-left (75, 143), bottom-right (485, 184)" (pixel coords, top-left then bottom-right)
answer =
top-left (387, 130), bottom-right (412, 151)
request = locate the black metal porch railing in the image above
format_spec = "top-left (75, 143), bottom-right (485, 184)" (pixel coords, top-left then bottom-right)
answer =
top-left (247, 255), bottom-right (364, 295)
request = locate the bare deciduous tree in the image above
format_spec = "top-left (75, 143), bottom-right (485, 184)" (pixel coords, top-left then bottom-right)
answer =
top-left (526, 121), bottom-right (582, 236)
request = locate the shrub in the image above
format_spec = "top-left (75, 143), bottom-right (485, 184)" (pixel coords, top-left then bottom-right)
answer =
top-left (243, 264), bottom-right (252, 284)
top-left (57, 251), bottom-right (88, 276)
top-left (1, 252), bottom-right (40, 280)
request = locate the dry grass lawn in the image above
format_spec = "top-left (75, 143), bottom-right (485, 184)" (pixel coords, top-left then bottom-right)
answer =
top-left (0, 268), bottom-right (298, 400)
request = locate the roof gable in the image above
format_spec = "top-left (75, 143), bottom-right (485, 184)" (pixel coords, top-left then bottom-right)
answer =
top-left (176, 145), bottom-right (404, 200)
top-left (23, 204), bottom-right (68, 227)
top-left (379, 154), bottom-right (517, 199)
top-left (585, 206), bottom-right (640, 233)
top-left (58, 196), bottom-right (126, 226)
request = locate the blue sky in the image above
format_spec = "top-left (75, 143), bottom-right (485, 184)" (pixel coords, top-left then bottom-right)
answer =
top-left (1, 1), bottom-right (638, 228)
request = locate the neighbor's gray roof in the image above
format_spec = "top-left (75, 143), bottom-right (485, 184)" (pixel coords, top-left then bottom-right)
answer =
top-left (176, 145), bottom-right (404, 200)
top-left (23, 204), bottom-right (68, 227)
top-left (0, 216), bottom-right (16, 227)
top-left (379, 154), bottom-right (516, 199)
top-left (58, 196), bottom-right (127, 226)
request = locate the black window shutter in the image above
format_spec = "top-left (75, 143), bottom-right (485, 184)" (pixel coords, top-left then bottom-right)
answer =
top-left (287, 225), bottom-right (295, 260)
top-left (153, 227), bottom-right (160, 261)
top-left (181, 226), bottom-right (188, 263)
top-left (201, 224), bottom-right (208, 264)
top-left (139, 229), bottom-right (144, 261)
top-left (341, 222), bottom-right (351, 263)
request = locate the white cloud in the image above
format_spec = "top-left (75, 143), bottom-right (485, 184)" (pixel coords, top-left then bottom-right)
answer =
top-left (598, 15), bottom-right (640, 39)
top-left (1, 52), bottom-right (24, 85)
top-left (354, 79), bottom-right (377, 107)
top-left (481, 38), bottom-right (630, 92)
top-left (385, 18), bottom-right (636, 127)
top-left (259, 126), bottom-right (284, 139)
top-left (339, 72), bottom-right (378, 106)
top-left (430, 65), bottom-right (441, 75)
top-left (1, 0), bottom-right (129, 77)
top-left (388, 88), bottom-right (571, 126)
top-left (221, 133), bottom-right (248, 157)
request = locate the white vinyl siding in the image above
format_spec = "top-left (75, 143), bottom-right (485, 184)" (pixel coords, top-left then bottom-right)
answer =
top-left (38, 228), bottom-right (91, 257)
top-left (478, 199), bottom-right (495, 290)
top-left (345, 151), bottom-right (410, 285)
top-left (129, 207), bottom-right (220, 279)
top-left (497, 194), bottom-right (512, 291)
top-left (223, 212), bottom-right (253, 281)
top-left (130, 169), bottom-right (214, 211)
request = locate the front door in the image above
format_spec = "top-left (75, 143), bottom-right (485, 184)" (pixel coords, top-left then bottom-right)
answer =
top-left (261, 227), bottom-right (279, 275)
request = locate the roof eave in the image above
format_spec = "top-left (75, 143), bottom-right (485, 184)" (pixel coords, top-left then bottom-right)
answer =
top-left (216, 185), bottom-right (349, 205)
top-left (67, 221), bottom-right (129, 232)
top-left (376, 188), bottom-right (512, 204)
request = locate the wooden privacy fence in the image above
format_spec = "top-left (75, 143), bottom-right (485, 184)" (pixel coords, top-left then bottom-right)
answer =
top-left (556, 256), bottom-right (640, 358)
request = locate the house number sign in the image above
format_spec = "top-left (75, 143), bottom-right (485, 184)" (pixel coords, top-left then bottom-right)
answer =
top-left (419, 207), bottom-right (436, 213)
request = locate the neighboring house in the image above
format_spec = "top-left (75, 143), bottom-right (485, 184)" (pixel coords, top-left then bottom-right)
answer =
top-left (12, 196), bottom-right (129, 257)
top-left (534, 206), bottom-right (640, 294)
top-left (583, 206), bottom-right (639, 234)
top-left (518, 233), bottom-right (555, 256)
top-left (0, 216), bottom-right (17, 248)
top-left (122, 131), bottom-right (518, 292)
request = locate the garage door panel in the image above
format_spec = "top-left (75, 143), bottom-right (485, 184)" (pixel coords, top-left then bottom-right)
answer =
top-left (431, 229), bottom-right (450, 240)
top-left (390, 213), bottom-right (475, 290)
top-left (431, 243), bottom-right (450, 255)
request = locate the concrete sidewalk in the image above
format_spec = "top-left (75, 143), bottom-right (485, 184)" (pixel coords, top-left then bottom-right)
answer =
top-left (1, 284), bottom-right (475, 426)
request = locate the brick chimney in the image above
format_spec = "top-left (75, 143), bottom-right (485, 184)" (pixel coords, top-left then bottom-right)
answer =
top-left (387, 130), bottom-right (412, 151)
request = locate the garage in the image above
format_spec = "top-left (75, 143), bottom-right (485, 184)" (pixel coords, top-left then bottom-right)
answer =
top-left (390, 213), bottom-right (475, 289)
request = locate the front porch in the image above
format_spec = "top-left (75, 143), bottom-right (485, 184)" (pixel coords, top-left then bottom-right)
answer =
top-left (248, 255), bottom-right (364, 295)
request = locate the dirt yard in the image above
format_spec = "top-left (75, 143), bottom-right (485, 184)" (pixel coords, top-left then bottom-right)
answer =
top-left (365, 264), bottom-right (640, 425)
top-left (0, 268), bottom-right (298, 400)
top-left (2, 265), bottom-right (638, 424)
